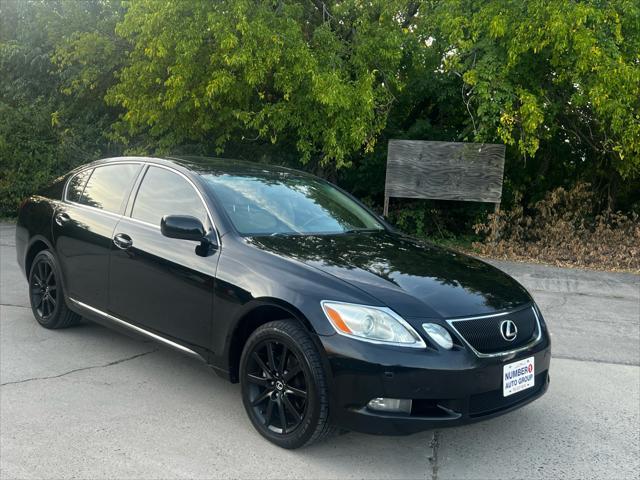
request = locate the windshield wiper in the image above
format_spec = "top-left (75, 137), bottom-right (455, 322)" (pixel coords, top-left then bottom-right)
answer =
top-left (342, 228), bottom-right (383, 234)
top-left (269, 231), bottom-right (302, 236)
top-left (265, 228), bottom-right (382, 237)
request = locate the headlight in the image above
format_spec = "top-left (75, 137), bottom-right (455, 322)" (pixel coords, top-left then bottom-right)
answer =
top-left (321, 301), bottom-right (426, 348)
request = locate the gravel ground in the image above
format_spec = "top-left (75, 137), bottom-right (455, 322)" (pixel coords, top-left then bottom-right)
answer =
top-left (1, 222), bottom-right (638, 479)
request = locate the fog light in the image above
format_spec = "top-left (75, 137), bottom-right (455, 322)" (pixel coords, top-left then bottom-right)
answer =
top-left (367, 397), bottom-right (412, 414)
top-left (422, 323), bottom-right (453, 350)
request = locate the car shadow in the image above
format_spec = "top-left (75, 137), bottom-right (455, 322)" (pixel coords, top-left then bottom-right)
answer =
top-left (65, 319), bottom-right (436, 478)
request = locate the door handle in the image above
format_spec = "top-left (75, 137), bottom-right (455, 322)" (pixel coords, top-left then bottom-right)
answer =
top-left (113, 233), bottom-right (133, 250)
top-left (54, 212), bottom-right (70, 226)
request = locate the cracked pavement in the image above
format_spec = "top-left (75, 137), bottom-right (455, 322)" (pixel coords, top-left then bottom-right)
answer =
top-left (0, 349), bottom-right (158, 387)
top-left (1, 222), bottom-right (639, 479)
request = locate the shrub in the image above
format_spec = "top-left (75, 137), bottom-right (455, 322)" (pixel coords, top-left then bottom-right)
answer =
top-left (474, 183), bottom-right (640, 272)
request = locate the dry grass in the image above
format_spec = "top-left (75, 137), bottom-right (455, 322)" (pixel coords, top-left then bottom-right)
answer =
top-left (472, 183), bottom-right (640, 274)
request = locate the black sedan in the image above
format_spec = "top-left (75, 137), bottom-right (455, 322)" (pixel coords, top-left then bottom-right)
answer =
top-left (16, 156), bottom-right (550, 449)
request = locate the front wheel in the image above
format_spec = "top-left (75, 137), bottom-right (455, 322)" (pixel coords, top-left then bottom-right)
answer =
top-left (28, 250), bottom-right (80, 329)
top-left (239, 320), bottom-right (335, 449)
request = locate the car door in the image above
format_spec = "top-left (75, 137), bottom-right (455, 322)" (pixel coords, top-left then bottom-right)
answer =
top-left (107, 165), bottom-right (219, 350)
top-left (53, 163), bottom-right (142, 309)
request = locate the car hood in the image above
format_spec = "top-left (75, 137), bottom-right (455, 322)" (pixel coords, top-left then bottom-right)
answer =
top-left (250, 231), bottom-right (531, 319)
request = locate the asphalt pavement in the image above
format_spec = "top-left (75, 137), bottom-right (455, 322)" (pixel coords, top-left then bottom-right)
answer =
top-left (1, 222), bottom-right (638, 479)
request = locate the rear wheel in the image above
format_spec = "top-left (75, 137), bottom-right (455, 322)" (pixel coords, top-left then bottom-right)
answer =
top-left (28, 250), bottom-right (80, 329)
top-left (240, 320), bottom-right (335, 449)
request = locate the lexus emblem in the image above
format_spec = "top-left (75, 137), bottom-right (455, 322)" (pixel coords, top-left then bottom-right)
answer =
top-left (500, 320), bottom-right (518, 342)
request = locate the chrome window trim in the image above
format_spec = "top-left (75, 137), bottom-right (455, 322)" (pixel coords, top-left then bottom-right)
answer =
top-left (446, 306), bottom-right (543, 359)
top-left (64, 200), bottom-right (123, 220)
top-left (119, 214), bottom-right (161, 230)
top-left (68, 297), bottom-right (203, 360)
top-left (63, 167), bottom-right (93, 203)
top-left (61, 159), bottom-right (221, 246)
top-left (131, 162), bottom-right (220, 246)
top-left (63, 161), bottom-right (144, 205)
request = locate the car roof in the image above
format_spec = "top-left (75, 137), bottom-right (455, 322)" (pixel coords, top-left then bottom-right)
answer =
top-left (93, 155), bottom-right (311, 178)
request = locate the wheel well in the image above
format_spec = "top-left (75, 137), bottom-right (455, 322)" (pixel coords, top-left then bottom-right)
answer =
top-left (25, 240), bottom-right (49, 276)
top-left (228, 305), bottom-right (305, 383)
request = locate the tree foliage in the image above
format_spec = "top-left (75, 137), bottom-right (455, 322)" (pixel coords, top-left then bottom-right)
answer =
top-left (424, 0), bottom-right (640, 179)
top-left (1, 0), bottom-right (639, 221)
top-left (0, 0), bottom-right (123, 215)
top-left (105, 0), bottom-right (418, 168)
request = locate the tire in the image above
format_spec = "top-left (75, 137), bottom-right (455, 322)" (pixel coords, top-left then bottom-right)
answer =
top-left (239, 319), bottom-right (336, 449)
top-left (28, 250), bottom-right (80, 329)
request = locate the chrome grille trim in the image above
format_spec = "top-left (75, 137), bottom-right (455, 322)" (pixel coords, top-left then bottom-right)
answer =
top-left (446, 306), bottom-right (543, 358)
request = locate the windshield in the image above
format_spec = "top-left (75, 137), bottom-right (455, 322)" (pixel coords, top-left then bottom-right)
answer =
top-left (202, 173), bottom-right (384, 236)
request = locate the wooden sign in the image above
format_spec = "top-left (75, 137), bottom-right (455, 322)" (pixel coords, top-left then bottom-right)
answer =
top-left (383, 140), bottom-right (505, 215)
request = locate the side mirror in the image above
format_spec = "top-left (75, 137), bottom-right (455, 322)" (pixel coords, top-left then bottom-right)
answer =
top-left (161, 215), bottom-right (218, 256)
top-left (161, 215), bottom-right (206, 241)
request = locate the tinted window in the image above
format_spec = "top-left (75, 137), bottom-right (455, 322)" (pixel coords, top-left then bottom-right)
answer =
top-left (66, 169), bottom-right (93, 202)
top-left (79, 164), bottom-right (140, 213)
top-left (202, 173), bottom-right (384, 235)
top-left (131, 166), bottom-right (208, 227)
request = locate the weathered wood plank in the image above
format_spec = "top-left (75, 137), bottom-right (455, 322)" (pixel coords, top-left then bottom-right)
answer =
top-left (385, 140), bottom-right (505, 203)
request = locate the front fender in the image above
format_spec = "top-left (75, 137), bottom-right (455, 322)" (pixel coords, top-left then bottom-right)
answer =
top-left (208, 237), bottom-right (381, 376)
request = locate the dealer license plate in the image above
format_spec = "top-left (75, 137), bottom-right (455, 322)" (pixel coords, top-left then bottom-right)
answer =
top-left (503, 356), bottom-right (535, 397)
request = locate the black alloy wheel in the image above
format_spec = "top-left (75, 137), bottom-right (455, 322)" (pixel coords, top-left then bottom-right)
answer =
top-left (30, 255), bottom-right (57, 320)
top-left (240, 320), bottom-right (335, 449)
top-left (246, 339), bottom-right (308, 435)
top-left (28, 250), bottom-right (80, 329)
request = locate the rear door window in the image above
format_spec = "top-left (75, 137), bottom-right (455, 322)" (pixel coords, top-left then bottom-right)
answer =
top-left (131, 166), bottom-right (208, 228)
top-left (79, 164), bottom-right (141, 214)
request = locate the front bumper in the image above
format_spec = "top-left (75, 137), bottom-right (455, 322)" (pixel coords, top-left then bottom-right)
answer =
top-left (319, 331), bottom-right (551, 435)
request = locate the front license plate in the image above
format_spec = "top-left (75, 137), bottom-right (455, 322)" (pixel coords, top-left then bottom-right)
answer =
top-left (503, 356), bottom-right (535, 397)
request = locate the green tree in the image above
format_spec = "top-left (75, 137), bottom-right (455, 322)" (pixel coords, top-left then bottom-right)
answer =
top-left (422, 0), bottom-right (640, 204)
top-left (1, 0), bottom-right (67, 215)
top-left (2, 0), bottom-right (639, 220)
top-left (105, 0), bottom-right (419, 168)
top-left (0, 0), bottom-right (124, 216)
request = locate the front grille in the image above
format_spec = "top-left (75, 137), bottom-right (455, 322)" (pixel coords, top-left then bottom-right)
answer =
top-left (449, 306), bottom-right (539, 355)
